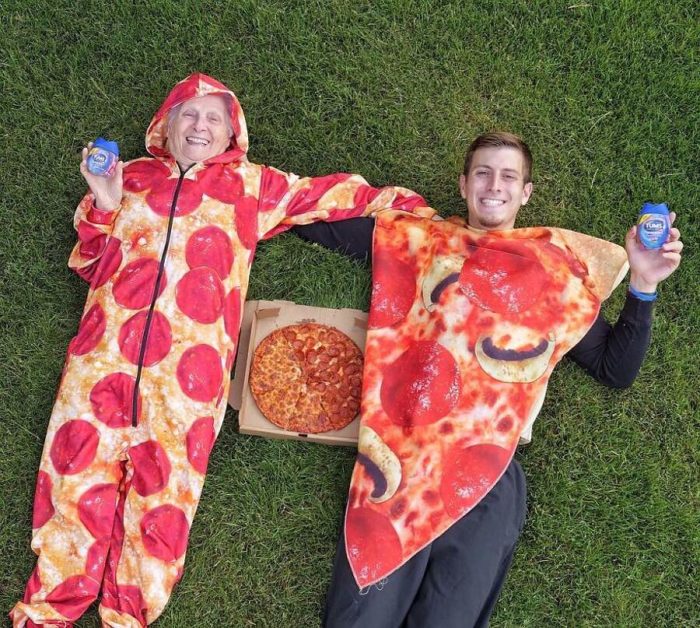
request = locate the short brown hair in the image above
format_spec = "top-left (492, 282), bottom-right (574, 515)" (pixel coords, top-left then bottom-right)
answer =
top-left (463, 132), bottom-right (533, 183)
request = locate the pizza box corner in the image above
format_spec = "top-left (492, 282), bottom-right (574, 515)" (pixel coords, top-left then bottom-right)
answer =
top-left (229, 299), bottom-right (367, 447)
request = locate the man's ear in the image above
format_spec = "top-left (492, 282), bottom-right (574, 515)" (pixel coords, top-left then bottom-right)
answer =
top-left (458, 174), bottom-right (468, 199)
top-left (521, 181), bottom-right (533, 206)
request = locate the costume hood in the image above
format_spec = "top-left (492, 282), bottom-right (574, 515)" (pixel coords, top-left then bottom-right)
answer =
top-left (146, 73), bottom-right (249, 164)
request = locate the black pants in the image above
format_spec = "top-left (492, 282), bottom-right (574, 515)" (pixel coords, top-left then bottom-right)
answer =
top-left (323, 459), bottom-right (527, 628)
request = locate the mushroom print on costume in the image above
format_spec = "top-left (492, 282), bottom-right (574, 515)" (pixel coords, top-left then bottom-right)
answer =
top-left (345, 210), bottom-right (628, 587)
top-left (10, 74), bottom-right (425, 628)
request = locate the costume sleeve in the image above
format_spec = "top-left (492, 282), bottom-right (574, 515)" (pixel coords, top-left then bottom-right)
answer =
top-left (255, 166), bottom-right (430, 240)
top-left (67, 192), bottom-right (122, 282)
top-left (566, 293), bottom-right (653, 388)
top-left (291, 217), bottom-right (375, 263)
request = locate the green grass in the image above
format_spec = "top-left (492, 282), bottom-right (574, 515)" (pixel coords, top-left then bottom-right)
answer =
top-left (1, 0), bottom-right (698, 626)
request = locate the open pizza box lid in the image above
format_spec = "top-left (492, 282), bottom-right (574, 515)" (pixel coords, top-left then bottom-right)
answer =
top-left (229, 299), bottom-right (367, 446)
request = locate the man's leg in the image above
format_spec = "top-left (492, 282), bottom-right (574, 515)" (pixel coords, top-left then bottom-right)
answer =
top-left (404, 459), bottom-right (527, 628)
top-left (323, 528), bottom-right (430, 628)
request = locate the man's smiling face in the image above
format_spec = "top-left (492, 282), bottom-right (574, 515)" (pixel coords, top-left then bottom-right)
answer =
top-left (166, 94), bottom-right (232, 168)
top-left (459, 146), bottom-right (533, 231)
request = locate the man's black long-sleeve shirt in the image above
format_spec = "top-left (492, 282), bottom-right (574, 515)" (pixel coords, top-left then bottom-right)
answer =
top-left (292, 218), bottom-right (653, 389)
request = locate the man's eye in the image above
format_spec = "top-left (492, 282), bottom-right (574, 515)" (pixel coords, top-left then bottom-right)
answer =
top-left (503, 175), bottom-right (516, 181)
top-left (183, 111), bottom-right (195, 118)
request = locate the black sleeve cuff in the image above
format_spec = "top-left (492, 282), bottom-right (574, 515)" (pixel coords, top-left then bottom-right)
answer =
top-left (621, 291), bottom-right (655, 326)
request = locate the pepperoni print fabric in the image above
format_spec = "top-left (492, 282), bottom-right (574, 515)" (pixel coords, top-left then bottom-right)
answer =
top-left (11, 73), bottom-right (426, 628)
top-left (345, 210), bottom-right (628, 587)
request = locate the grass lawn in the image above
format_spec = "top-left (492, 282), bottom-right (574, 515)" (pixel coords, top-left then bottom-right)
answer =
top-left (1, 1), bottom-right (698, 626)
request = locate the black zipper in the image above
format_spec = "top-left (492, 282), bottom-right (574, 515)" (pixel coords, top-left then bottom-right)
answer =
top-left (131, 165), bottom-right (191, 426)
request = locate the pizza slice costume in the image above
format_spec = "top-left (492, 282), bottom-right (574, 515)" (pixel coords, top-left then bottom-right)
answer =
top-left (345, 210), bottom-right (628, 587)
top-left (10, 73), bottom-right (425, 628)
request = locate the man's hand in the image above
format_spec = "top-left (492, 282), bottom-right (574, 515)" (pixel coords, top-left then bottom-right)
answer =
top-left (626, 211), bottom-right (683, 293)
top-left (80, 143), bottom-right (124, 211)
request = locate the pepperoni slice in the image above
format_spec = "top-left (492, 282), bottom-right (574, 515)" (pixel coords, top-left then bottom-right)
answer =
top-left (118, 311), bottom-right (172, 366)
top-left (368, 251), bottom-right (416, 329)
top-left (50, 420), bottom-right (99, 475)
top-left (46, 574), bottom-right (100, 621)
top-left (234, 196), bottom-right (259, 250)
top-left (90, 237), bottom-right (124, 289)
top-left (185, 226), bottom-right (234, 278)
top-left (186, 417), bottom-right (216, 474)
top-left (223, 288), bottom-right (241, 341)
top-left (78, 483), bottom-right (118, 539)
top-left (197, 163), bottom-right (245, 203)
top-left (89, 372), bottom-right (141, 428)
top-left (259, 168), bottom-right (290, 212)
top-left (69, 304), bottom-right (106, 356)
top-left (440, 443), bottom-right (512, 518)
top-left (381, 341), bottom-right (461, 427)
top-left (176, 268), bottom-right (225, 324)
top-left (123, 159), bottom-right (170, 192)
top-left (176, 345), bottom-right (223, 402)
top-left (112, 258), bottom-right (165, 310)
top-left (130, 440), bottom-right (172, 497)
top-left (145, 177), bottom-right (203, 217)
top-left (345, 507), bottom-right (403, 587)
top-left (85, 538), bottom-right (109, 581)
top-left (101, 583), bottom-right (147, 626)
top-left (459, 242), bottom-right (548, 314)
top-left (140, 504), bottom-right (189, 561)
top-left (32, 471), bottom-right (54, 528)
top-left (77, 221), bottom-right (107, 260)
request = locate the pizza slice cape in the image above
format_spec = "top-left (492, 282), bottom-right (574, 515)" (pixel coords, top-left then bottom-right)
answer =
top-left (345, 210), bottom-right (628, 587)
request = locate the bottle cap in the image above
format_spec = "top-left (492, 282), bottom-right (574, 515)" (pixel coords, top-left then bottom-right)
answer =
top-left (640, 201), bottom-right (669, 215)
top-left (93, 137), bottom-right (119, 156)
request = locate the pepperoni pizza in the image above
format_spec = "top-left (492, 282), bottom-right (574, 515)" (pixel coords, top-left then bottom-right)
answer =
top-left (250, 323), bottom-right (364, 433)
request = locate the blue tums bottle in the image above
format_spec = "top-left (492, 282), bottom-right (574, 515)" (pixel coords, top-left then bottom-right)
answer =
top-left (637, 202), bottom-right (670, 249)
top-left (87, 137), bottom-right (119, 176)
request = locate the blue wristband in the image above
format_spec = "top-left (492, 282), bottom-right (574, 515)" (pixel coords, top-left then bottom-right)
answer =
top-left (629, 286), bottom-right (658, 301)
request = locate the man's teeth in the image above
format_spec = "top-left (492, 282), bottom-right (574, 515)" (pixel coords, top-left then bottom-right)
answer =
top-left (186, 137), bottom-right (209, 145)
top-left (481, 199), bottom-right (505, 206)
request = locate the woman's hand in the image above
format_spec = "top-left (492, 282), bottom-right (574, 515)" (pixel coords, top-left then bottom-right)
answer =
top-left (80, 142), bottom-right (124, 211)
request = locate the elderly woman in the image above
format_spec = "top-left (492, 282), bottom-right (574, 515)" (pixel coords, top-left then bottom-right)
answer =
top-left (11, 73), bottom-right (424, 628)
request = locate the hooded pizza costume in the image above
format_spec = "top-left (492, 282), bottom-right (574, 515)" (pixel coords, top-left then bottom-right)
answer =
top-left (334, 210), bottom-right (629, 587)
top-left (10, 74), bottom-right (425, 628)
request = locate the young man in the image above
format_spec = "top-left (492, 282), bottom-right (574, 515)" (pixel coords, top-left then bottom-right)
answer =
top-left (293, 132), bottom-right (683, 627)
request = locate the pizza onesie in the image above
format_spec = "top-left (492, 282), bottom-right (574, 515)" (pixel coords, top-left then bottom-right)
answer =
top-left (10, 73), bottom-right (425, 628)
top-left (344, 210), bottom-right (629, 587)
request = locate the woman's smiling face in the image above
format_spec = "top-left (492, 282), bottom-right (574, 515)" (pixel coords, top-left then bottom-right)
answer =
top-left (166, 94), bottom-right (232, 168)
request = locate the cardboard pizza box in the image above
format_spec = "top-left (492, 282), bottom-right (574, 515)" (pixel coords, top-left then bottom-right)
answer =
top-left (228, 299), bottom-right (367, 446)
